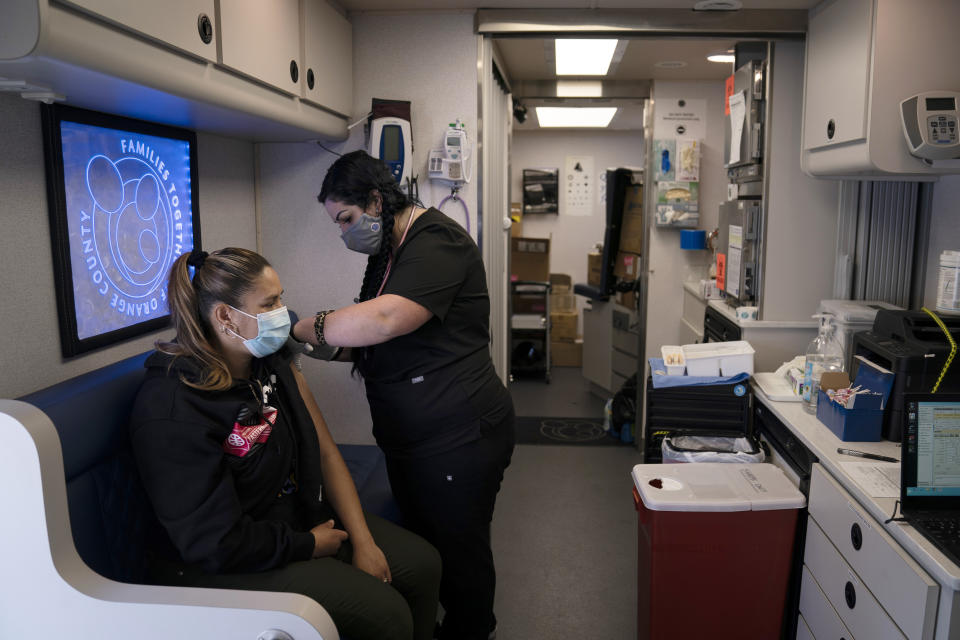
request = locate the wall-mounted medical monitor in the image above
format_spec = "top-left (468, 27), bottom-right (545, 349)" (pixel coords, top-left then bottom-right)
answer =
top-left (41, 104), bottom-right (201, 357)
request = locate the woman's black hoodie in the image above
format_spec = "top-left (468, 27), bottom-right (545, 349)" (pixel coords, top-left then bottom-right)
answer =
top-left (129, 349), bottom-right (326, 574)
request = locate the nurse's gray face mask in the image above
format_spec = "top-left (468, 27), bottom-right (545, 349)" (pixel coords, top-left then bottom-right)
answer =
top-left (341, 212), bottom-right (383, 255)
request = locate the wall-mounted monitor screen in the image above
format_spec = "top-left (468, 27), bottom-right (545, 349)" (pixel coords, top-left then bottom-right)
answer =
top-left (41, 104), bottom-right (201, 357)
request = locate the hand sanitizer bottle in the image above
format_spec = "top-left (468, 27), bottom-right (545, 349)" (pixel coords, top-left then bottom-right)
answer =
top-left (801, 314), bottom-right (845, 414)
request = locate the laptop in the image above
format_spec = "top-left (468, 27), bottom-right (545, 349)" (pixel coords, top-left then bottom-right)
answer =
top-left (900, 393), bottom-right (960, 567)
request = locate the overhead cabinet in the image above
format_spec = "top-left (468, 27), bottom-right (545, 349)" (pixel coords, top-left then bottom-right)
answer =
top-left (0, 0), bottom-right (352, 140)
top-left (303, 0), bottom-right (352, 117)
top-left (801, 0), bottom-right (960, 178)
top-left (58, 0), bottom-right (218, 63)
top-left (219, 0), bottom-right (301, 97)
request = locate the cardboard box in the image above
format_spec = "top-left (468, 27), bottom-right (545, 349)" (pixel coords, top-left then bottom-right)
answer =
top-left (551, 292), bottom-right (576, 313)
top-left (551, 310), bottom-right (578, 342)
top-left (619, 185), bottom-right (644, 254)
top-left (616, 290), bottom-right (637, 309)
top-left (549, 273), bottom-right (572, 293)
top-left (587, 252), bottom-right (603, 287)
top-left (551, 339), bottom-right (583, 367)
top-left (613, 251), bottom-right (642, 280)
top-left (511, 237), bottom-right (550, 282)
top-left (510, 202), bottom-right (523, 238)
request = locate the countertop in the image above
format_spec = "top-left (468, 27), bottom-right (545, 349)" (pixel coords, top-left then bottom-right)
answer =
top-left (710, 299), bottom-right (818, 330)
top-left (753, 384), bottom-right (960, 591)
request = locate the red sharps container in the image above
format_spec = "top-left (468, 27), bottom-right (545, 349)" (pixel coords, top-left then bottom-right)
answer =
top-left (631, 462), bottom-right (805, 640)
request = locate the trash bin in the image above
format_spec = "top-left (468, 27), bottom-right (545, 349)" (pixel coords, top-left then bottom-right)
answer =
top-left (661, 433), bottom-right (765, 464)
top-left (631, 463), bottom-right (805, 640)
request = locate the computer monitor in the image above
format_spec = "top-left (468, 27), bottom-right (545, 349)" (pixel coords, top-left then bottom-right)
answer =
top-left (42, 104), bottom-right (201, 357)
top-left (901, 394), bottom-right (960, 507)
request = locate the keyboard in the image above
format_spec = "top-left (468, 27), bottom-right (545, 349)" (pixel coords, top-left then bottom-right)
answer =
top-left (910, 515), bottom-right (960, 568)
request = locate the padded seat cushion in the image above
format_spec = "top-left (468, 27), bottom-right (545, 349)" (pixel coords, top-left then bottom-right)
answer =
top-left (18, 351), bottom-right (399, 584)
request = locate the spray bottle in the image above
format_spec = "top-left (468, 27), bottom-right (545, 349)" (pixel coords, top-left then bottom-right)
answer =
top-left (801, 313), bottom-right (845, 414)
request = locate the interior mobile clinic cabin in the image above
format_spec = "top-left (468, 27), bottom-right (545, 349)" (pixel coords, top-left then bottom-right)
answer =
top-left (2, 1), bottom-right (960, 638)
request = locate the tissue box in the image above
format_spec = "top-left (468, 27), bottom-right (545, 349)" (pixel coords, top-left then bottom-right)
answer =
top-left (815, 364), bottom-right (894, 441)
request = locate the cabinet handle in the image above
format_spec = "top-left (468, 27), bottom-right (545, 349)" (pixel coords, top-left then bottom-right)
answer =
top-left (850, 522), bottom-right (862, 550)
top-left (844, 581), bottom-right (856, 609)
top-left (827, 118), bottom-right (836, 140)
top-left (289, 60), bottom-right (299, 84)
top-left (197, 14), bottom-right (213, 45)
top-left (307, 68), bottom-right (315, 90)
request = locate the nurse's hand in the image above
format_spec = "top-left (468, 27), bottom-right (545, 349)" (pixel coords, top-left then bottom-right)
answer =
top-left (310, 519), bottom-right (349, 557)
top-left (353, 539), bottom-right (392, 583)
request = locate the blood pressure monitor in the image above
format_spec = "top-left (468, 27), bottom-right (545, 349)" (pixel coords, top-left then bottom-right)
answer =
top-left (900, 91), bottom-right (960, 161)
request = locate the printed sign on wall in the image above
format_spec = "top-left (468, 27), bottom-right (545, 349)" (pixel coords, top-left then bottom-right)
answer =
top-left (564, 155), bottom-right (594, 217)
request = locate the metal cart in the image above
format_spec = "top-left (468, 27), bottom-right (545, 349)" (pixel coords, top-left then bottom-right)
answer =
top-left (509, 280), bottom-right (551, 383)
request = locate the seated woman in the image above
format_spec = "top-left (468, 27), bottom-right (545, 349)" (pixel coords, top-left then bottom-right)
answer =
top-left (129, 247), bottom-right (441, 640)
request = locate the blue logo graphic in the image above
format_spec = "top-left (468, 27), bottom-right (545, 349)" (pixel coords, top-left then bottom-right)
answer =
top-left (734, 384), bottom-right (746, 397)
top-left (61, 121), bottom-right (194, 339)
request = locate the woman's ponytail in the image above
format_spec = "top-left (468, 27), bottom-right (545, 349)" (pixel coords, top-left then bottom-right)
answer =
top-left (157, 247), bottom-right (270, 390)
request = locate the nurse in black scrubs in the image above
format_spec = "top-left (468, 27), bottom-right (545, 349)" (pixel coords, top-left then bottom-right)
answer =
top-left (292, 150), bottom-right (515, 640)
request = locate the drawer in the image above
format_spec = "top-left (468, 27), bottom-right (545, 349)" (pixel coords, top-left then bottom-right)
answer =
top-left (796, 613), bottom-right (815, 640)
top-left (611, 348), bottom-right (637, 378)
top-left (809, 465), bottom-right (938, 639)
top-left (799, 564), bottom-right (853, 640)
top-left (804, 517), bottom-right (905, 639)
top-left (612, 327), bottom-right (639, 355)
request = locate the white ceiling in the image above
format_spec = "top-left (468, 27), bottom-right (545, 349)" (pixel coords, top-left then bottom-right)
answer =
top-left (337, 1), bottom-right (819, 128)
top-left (338, 1), bottom-right (818, 10)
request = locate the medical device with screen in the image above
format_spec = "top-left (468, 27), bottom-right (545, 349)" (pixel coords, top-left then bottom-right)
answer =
top-left (42, 104), bottom-right (201, 357)
top-left (903, 397), bottom-right (960, 498)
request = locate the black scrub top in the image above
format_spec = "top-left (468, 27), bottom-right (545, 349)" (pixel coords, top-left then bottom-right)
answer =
top-left (363, 207), bottom-right (512, 459)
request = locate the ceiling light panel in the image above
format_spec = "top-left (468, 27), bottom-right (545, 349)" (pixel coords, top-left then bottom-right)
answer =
top-left (556, 80), bottom-right (603, 97)
top-left (536, 106), bottom-right (617, 128)
top-left (555, 39), bottom-right (619, 76)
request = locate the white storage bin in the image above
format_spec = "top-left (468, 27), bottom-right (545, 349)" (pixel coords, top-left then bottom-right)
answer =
top-left (817, 299), bottom-right (900, 368)
top-left (682, 341), bottom-right (755, 377)
top-left (661, 345), bottom-right (686, 376)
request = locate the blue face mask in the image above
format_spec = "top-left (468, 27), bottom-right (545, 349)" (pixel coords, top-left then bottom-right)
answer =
top-left (228, 305), bottom-right (291, 358)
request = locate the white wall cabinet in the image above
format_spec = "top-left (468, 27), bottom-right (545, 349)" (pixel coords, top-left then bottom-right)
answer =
top-left (59, 0), bottom-right (218, 62)
top-left (219, 0), bottom-right (302, 96)
top-left (303, 0), bottom-right (352, 117)
top-left (800, 464), bottom-right (938, 639)
top-left (0, 0), bottom-right (352, 140)
top-left (801, 0), bottom-right (960, 178)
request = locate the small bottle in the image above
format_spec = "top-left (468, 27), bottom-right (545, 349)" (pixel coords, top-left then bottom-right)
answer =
top-left (801, 314), bottom-right (845, 414)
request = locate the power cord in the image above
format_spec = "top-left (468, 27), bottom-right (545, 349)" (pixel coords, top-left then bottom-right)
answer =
top-left (921, 306), bottom-right (957, 393)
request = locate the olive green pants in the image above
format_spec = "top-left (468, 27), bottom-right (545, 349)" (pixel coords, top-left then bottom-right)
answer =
top-left (150, 511), bottom-right (441, 640)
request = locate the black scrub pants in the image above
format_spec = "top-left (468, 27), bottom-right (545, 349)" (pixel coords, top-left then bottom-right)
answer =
top-left (385, 408), bottom-right (515, 640)
top-left (149, 511), bottom-right (441, 640)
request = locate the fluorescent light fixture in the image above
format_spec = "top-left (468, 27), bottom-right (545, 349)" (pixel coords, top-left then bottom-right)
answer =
top-left (707, 51), bottom-right (735, 63)
top-left (556, 80), bottom-right (603, 97)
top-left (535, 107), bottom-right (617, 128)
top-left (555, 39), bottom-right (618, 76)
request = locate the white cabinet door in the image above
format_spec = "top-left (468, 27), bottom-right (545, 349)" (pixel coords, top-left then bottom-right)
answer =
top-left (809, 465), bottom-right (938, 639)
top-left (60, 0), bottom-right (217, 62)
top-left (302, 0), bottom-right (352, 117)
top-left (219, 0), bottom-right (301, 96)
top-left (802, 0), bottom-right (873, 151)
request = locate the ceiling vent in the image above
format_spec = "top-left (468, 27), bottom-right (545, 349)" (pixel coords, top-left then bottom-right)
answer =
top-left (693, 0), bottom-right (743, 10)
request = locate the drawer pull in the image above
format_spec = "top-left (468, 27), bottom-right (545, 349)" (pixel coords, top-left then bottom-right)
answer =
top-left (844, 581), bottom-right (856, 609)
top-left (850, 522), bottom-right (862, 550)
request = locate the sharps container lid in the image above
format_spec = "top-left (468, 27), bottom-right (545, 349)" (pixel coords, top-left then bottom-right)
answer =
top-left (631, 462), bottom-right (805, 512)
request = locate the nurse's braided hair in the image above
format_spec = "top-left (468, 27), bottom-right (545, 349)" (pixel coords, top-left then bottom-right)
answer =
top-left (318, 150), bottom-right (411, 376)
top-left (159, 247), bottom-right (271, 391)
